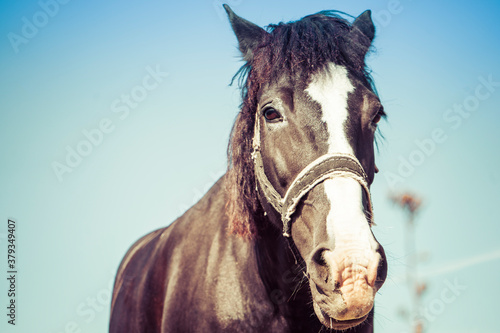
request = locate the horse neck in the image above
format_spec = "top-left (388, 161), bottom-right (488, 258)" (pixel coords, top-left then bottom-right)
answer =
top-left (253, 220), bottom-right (312, 320)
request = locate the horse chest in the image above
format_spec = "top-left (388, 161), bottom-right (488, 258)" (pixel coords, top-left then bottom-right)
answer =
top-left (161, 251), bottom-right (287, 332)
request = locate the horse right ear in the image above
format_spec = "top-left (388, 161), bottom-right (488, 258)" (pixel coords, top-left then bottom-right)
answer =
top-left (348, 10), bottom-right (375, 59)
top-left (224, 4), bottom-right (268, 62)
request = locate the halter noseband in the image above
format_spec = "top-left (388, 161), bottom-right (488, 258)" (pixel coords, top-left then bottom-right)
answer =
top-left (252, 114), bottom-right (374, 237)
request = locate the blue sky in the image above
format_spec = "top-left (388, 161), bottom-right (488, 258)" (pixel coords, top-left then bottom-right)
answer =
top-left (1, 0), bottom-right (499, 332)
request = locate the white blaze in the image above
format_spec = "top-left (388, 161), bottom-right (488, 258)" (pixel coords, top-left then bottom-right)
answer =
top-left (305, 62), bottom-right (376, 253)
top-left (305, 63), bottom-right (354, 155)
top-left (324, 178), bottom-right (375, 254)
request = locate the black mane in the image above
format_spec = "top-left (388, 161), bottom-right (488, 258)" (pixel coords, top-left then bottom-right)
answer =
top-left (233, 11), bottom-right (377, 98)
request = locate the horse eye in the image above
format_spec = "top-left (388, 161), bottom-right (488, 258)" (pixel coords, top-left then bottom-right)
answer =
top-left (372, 107), bottom-right (385, 125)
top-left (263, 108), bottom-right (281, 121)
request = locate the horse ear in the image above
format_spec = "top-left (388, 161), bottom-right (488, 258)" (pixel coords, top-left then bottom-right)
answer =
top-left (349, 10), bottom-right (375, 58)
top-left (352, 10), bottom-right (375, 42)
top-left (224, 4), bottom-right (268, 62)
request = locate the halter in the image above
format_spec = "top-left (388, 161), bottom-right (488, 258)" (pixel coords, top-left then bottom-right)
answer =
top-left (252, 114), bottom-right (374, 237)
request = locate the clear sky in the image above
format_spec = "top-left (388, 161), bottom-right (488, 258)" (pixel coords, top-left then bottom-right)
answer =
top-left (1, 0), bottom-right (499, 332)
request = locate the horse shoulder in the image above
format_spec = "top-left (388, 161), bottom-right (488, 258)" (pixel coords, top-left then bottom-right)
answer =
top-left (111, 176), bottom-right (285, 332)
top-left (160, 178), bottom-right (286, 331)
top-left (109, 225), bottom-right (169, 332)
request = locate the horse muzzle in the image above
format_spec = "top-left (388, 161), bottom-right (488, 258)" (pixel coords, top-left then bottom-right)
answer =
top-left (307, 245), bottom-right (386, 329)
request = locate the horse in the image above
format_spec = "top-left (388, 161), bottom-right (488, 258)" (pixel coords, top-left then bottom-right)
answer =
top-left (109, 5), bottom-right (388, 332)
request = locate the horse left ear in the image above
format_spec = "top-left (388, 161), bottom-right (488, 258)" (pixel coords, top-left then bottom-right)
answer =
top-left (224, 4), bottom-right (268, 62)
top-left (349, 10), bottom-right (375, 58)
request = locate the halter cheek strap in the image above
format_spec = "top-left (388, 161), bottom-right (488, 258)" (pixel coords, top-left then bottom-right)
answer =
top-left (252, 114), bottom-right (374, 237)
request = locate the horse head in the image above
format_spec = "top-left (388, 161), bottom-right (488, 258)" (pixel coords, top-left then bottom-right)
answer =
top-left (225, 5), bottom-right (387, 330)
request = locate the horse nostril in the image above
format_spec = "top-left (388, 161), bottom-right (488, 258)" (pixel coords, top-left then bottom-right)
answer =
top-left (312, 248), bottom-right (328, 267)
top-left (310, 248), bottom-right (340, 286)
top-left (309, 248), bottom-right (332, 285)
top-left (374, 247), bottom-right (388, 289)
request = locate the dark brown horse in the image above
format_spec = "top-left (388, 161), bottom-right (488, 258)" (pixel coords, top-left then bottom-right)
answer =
top-left (110, 5), bottom-right (387, 332)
